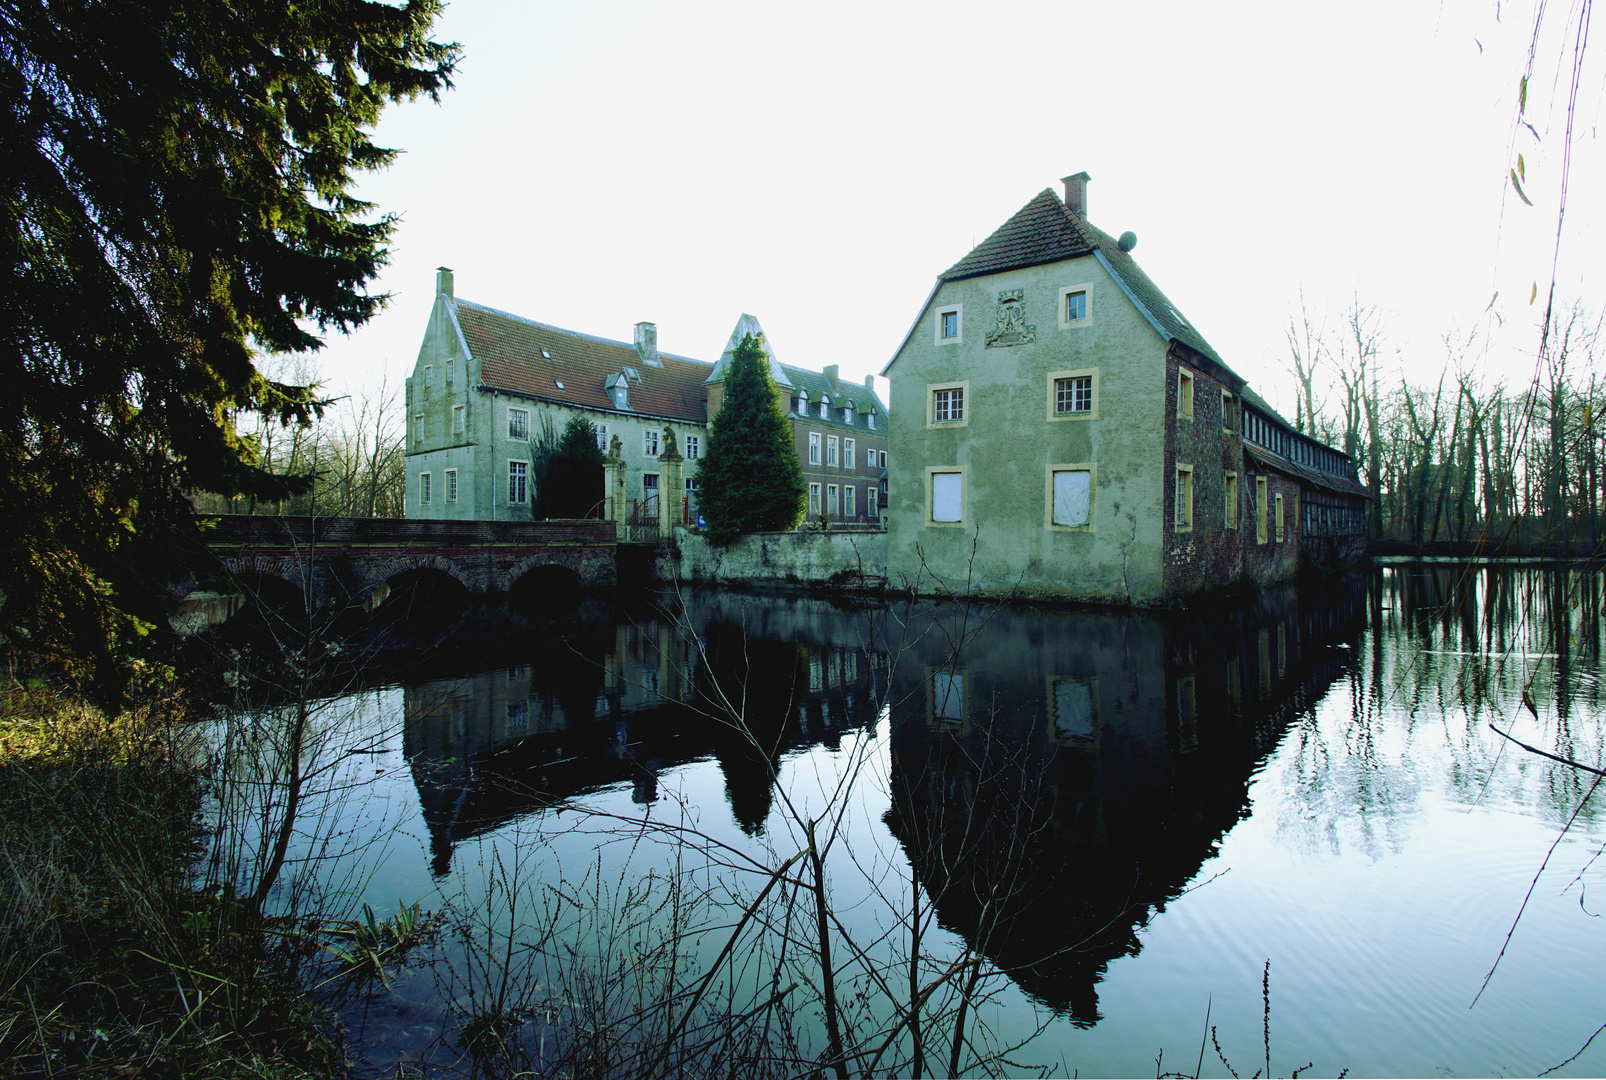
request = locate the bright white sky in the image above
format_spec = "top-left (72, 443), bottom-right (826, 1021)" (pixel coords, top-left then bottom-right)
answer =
top-left (313, 0), bottom-right (1605, 421)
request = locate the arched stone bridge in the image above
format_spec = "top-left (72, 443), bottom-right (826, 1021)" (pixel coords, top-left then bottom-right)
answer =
top-left (203, 515), bottom-right (617, 608)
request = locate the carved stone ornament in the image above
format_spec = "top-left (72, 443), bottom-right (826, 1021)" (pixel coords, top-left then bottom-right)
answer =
top-left (661, 424), bottom-right (683, 462)
top-left (985, 289), bottom-right (1036, 349)
top-left (608, 433), bottom-right (623, 460)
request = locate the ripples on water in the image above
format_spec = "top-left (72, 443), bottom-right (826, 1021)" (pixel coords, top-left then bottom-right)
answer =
top-left (205, 566), bottom-right (1606, 1077)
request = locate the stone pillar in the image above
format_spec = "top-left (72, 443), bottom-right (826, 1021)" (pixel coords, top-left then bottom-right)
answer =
top-left (658, 425), bottom-right (685, 532)
top-left (604, 434), bottom-right (627, 538)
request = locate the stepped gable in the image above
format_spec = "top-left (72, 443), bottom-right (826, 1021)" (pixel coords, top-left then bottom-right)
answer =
top-left (457, 300), bottom-right (712, 423)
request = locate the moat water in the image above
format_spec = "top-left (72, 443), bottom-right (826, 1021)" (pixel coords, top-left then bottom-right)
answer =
top-left (213, 565), bottom-right (1606, 1077)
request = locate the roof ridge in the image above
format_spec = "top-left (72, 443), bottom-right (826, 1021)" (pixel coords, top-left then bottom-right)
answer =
top-left (455, 298), bottom-right (711, 369)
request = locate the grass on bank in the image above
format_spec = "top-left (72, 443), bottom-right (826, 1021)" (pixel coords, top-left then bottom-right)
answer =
top-left (0, 678), bottom-right (344, 1079)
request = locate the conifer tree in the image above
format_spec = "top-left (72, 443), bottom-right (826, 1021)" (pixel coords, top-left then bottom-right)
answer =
top-left (0, 0), bottom-right (456, 695)
top-left (535, 415), bottom-right (607, 519)
top-left (697, 334), bottom-right (806, 544)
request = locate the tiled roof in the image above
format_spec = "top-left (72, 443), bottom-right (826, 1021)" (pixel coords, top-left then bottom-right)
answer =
top-left (780, 364), bottom-right (888, 431)
top-left (1244, 444), bottom-right (1372, 499)
top-left (941, 189), bottom-right (1225, 367)
top-left (456, 301), bottom-right (712, 424)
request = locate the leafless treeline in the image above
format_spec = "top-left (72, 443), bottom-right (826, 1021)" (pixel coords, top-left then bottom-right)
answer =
top-left (192, 359), bottom-right (407, 519)
top-left (1285, 297), bottom-right (1604, 548)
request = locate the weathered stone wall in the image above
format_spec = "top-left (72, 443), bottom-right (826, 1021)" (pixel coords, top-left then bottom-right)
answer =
top-left (661, 526), bottom-right (887, 590)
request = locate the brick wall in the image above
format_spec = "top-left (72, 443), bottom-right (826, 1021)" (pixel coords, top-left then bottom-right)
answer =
top-left (1161, 351), bottom-right (1246, 597)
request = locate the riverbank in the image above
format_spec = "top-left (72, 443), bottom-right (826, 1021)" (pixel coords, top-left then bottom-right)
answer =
top-left (0, 681), bottom-right (344, 1078)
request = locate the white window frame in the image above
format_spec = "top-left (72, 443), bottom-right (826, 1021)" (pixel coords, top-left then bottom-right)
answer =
top-left (445, 358), bottom-right (454, 386)
top-left (818, 399), bottom-right (829, 419)
top-left (643, 429), bottom-right (660, 457)
top-left (808, 482), bottom-right (821, 515)
top-left (595, 423), bottom-right (609, 451)
top-left (1044, 463), bottom-right (1096, 531)
top-left (1175, 464), bottom-right (1194, 530)
top-left (642, 472), bottom-right (659, 507)
top-left (508, 407), bottom-right (529, 441)
top-left (424, 365), bottom-right (433, 398)
top-left (826, 483), bottom-right (839, 517)
top-left (1057, 283), bottom-right (1095, 329)
top-left (927, 380), bottom-right (969, 428)
top-left (868, 412), bottom-right (876, 430)
top-left (508, 460), bottom-right (529, 504)
top-left (935, 303), bottom-right (963, 345)
top-left (844, 438), bottom-right (855, 469)
top-left (844, 484), bottom-right (856, 518)
top-left (827, 435), bottom-right (839, 467)
top-left (413, 413), bottom-right (423, 448)
top-left (926, 466), bottom-right (966, 526)
top-left (453, 405), bottom-right (465, 435)
top-left (447, 468), bottom-right (458, 503)
top-left (809, 432), bottom-right (821, 464)
top-left (684, 434), bottom-right (700, 459)
top-left (420, 471), bottom-right (431, 505)
top-left (1047, 367), bottom-right (1099, 422)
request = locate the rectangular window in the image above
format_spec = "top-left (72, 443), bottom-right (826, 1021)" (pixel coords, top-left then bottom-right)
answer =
top-left (880, 450), bottom-right (888, 468)
top-left (1052, 677), bottom-right (1097, 741)
top-left (595, 423), bottom-right (608, 451)
top-left (1175, 465), bottom-right (1194, 529)
top-left (844, 485), bottom-right (856, 518)
top-left (868, 412), bottom-right (876, 430)
top-left (844, 438), bottom-right (855, 469)
top-left (930, 471), bottom-right (963, 524)
top-left (809, 482), bottom-right (821, 515)
top-left (508, 460), bottom-right (528, 504)
top-left (508, 408), bottom-right (529, 440)
top-left (1256, 476), bottom-right (1268, 543)
top-left (453, 405), bottom-right (465, 435)
top-left (643, 473), bottom-right (659, 507)
top-left (932, 670), bottom-right (965, 721)
top-left (1225, 472), bottom-right (1238, 529)
top-left (1222, 390), bottom-right (1236, 432)
top-left (932, 387), bottom-right (963, 423)
top-left (420, 472), bottom-right (431, 505)
top-left (447, 468), bottom-right (458, 503)
top-left (818, 401), bottom-right (828, 419)
top-left (424, 365), bottom-right (433, 397)
top-left (446, 358), bottom-right (454, 386)
top-left (826, 484), bottom-right (839, 516)
top-left (1051, 468), bottom-right (1092, 527)
top-left (414, 413), bottom-right (423, 448)
top-left (643, 429), bottom-right (660, 457)
top-left (684, 434), bottom-right (700, 459)
top-left (1055, 376), bottom-right (1093, 415)
top-left (809, 432), bottom-right (821, 465)
top-left (1065, 291), bottom-right (1087, 321)
top-left (937, 305), bottom-right (962, 343)
top-left (1178, 371), bottom-right (1194, 421)
top-left (827, 436), bottom-right (839, 467)
top-left (1275, 493), bottom-right (1286, 542)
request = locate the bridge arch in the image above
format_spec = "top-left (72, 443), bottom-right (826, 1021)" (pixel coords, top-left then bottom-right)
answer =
top-left (507, 560), bottom-right (584, 613)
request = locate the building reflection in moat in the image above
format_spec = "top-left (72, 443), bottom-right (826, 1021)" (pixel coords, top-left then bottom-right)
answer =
top-left (884, 575), bottom-right (1367, 1025)
top-left (402, 595), bottom-right (888, 875)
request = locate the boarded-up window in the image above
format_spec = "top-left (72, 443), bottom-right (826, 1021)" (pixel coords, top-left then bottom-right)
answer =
top-left (931, 472), bottom-right (962, 522)
top-left (1052, 469), bottom-right (1091, 527)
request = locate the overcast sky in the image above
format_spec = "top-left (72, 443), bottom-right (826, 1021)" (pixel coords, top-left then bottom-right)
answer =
top-left (312, 0), bottom-right (1604, 420)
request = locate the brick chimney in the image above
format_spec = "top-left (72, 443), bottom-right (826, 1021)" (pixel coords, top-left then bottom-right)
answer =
top-left (436, 266), bottom-right (454, 299)
top-left (824, 364), bottom-right (840, 392)
top-left (1061, 172), bottom-right (1091, 216)
top-left (635, 321), bottom-right (661, 367)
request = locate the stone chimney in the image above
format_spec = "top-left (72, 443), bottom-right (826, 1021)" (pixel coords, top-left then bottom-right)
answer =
top-left (864, 374), bottom-right (875, 389)
top-left (436, 266), bottom-right (454, 299)
top-left (635, 322), bottom-right (661, 367)
top-left (824, 364), bottom-right (840, 392)
top-left (1061, 172), bottom-right (1091, 216)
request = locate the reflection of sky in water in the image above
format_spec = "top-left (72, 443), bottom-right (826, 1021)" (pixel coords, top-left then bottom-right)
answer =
top-left (235, 569), bottom-right (1606, 1077)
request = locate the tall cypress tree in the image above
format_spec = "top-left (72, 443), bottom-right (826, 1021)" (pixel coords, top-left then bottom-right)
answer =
top-left (535, 415), bottom-right (607, 519)
top-left (1, 1), bottom-right (456, 695)
top-left (697, 334), bottom-right (806, 544)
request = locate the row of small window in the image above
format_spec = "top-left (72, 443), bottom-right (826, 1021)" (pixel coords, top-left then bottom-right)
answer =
top-left (935, 284), bottom-right (1093, 344)
top-left (416, 359), bottom-right (457, 399)
top-left (1176, 470), bottom-right (1289, 542)
top-left (418, 469), bottom-right (460, 505)
top-left (927, 467), bottom-right (1095, 529)
top-left (807, 482), bottom-right (875, 520)
top-left (418, 407), bottom-right (703, 461)
top-left (794, 397), bottom-right (877, 429)
top-left (930, 668), bottom-right (1097, 743)
top-left (928, 370), bottom-right (1097, 427)
top-left (806, 433), bottom-right (886, 470)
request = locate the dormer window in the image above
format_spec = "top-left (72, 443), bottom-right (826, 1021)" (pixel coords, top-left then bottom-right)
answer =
top-left (842, 406), bottom-right (853, 424)
top-left (818, 399), bottom-right (828, 419)
top-left (607, 372), bottom-right (630, 410)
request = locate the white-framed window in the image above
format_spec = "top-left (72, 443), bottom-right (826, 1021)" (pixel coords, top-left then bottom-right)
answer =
top-left (927, 467), bottom-right (965, 525)
top-left (881, 450), bottom-right (888, 468)
top-left (453, 405), bottom-right (465, 435)
top-left (424, 365), bottom-right (433, 397)
top-left (1275, 493), bottom-right (1286, 542)
top-left (643, 472), bottom-right (659, 507)
top-left (1255, 476), bottom-right (1269, 543)
top-left (826, 484), bottom-right (839, 516)
top-left (1177, 370), bottom-right (1195, 421)
top-left (1046, 464), bottom-right (1094, 530)
top-left (809, 482), bottom-right (821, 515)
top-left (827, 436), bottom-right (839, 466)
top-left (413, 413), bottom-right (423, 448)
top-left (844, 485), bottom-right (856, 518)
top-left (1225, 471), bottom-right (1238, 529)
top-left (842, 407), bottom-right (853, 424)
top-left (868, 412), bottom-right (876, 430)
top-left (935, 303), bottom-right (963, 345)
top-left (818, 400), bottom-right (828, 419)
top-left (508, 407), bottom-right (529, 440)
top-left (447, 468), bottom-right (458, 503)
top-left (1175, 465), bottom-right (1194, 529)
top-left (420, 471), bottom-right (432, 505)
top-left (928, 381), bottom-right (968, 427)
top-left (508, 460), bottom-right (528, 504)
top-left (1047, 367), bottom-right (1098, 421)
top-left (643, 429), bottom-right (660, 457)
top-left (844, 438), bottom-right (855, 469)
top-left (809, 432), bottom-right (821, 465)
top-left (1058, 283), bottom-right (1095, 329)
top-left (445, 358), bottom-right (454, 386)
top-left (684, 434), bottom-right (700, 459)
top-left (595, 423), bottom-right (609, 451)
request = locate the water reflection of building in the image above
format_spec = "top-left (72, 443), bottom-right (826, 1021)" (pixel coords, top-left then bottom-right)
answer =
top-left (405, 598), bottom-right (887, 874)
top-left (885, 575), bottom-right (1367, 1024)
